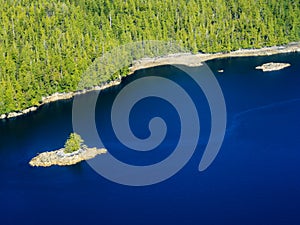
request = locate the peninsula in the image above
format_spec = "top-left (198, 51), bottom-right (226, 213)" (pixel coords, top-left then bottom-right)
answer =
top-left (128, 42), bottom-right (299, 74)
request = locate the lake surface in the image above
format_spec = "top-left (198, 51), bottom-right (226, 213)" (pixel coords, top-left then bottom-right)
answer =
top-left (0, 53), bottom-right (299, 225)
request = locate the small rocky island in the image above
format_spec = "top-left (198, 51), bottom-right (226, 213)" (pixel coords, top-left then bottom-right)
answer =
top-left (256, 62), bottom-right (291, 72)
top-left (29, 133), bottom-right (107, 167)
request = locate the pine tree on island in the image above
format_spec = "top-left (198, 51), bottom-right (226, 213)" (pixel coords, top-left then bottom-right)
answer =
top-left (64, 133), bottom-right (84, 153)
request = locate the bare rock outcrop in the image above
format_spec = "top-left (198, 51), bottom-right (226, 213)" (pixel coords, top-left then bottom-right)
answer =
top-left (256, 62), bottom-right (291, 72)
top-left (29, 147), bottom-right (107, 167)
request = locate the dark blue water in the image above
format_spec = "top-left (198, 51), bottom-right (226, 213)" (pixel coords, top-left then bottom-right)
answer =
top-left (0, 53), bottom-right (299, 225)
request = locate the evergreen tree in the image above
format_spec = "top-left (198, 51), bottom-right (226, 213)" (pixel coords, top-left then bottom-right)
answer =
top-left (64, 133), bottom-right (84, 153)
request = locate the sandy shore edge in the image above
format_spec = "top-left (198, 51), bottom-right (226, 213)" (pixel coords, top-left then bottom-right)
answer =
top-left (1, 41), bottom-right (299, 120)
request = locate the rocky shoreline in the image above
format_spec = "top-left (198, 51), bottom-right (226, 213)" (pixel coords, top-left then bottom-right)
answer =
top-left (0, 79), bottom-right (121, 120)
top-left (29, 147), bottom-right (107, 167)
top-left (255, 62), bottom-right (291, 72)
top-left (128, 42), bottom-right (300, 73)
top-left (1, 41), bottom-right (299, 121)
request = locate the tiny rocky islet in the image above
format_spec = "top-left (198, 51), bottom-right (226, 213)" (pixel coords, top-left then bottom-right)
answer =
top-left (29, 147), bottom-right (107, 167)
top-left (255, 62), bottom-right (291, 72)
top-left (29, 133), bottom-right (107, 167)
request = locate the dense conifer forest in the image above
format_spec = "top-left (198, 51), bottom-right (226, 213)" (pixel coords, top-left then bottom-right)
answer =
top-left (0, 0), bottom-right (299, 114)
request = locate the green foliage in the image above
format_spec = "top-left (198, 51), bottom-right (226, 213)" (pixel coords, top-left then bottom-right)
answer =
top-left (0, 0), bottom-right (299, 114)
top-left (64, 133), bottom-right (84, 153)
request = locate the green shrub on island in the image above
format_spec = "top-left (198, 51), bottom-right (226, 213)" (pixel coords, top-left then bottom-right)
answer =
top-left (64, 133), bottom-right (84, 154)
